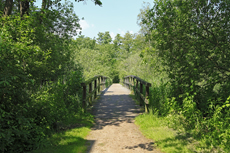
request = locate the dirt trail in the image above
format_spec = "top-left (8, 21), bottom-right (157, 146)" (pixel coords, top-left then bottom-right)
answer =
top-left (86, 84), bottom-right (161, 153)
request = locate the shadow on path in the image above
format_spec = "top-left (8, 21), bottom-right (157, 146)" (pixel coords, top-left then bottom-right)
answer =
top-left (86, 84), bottom-right (159, 153)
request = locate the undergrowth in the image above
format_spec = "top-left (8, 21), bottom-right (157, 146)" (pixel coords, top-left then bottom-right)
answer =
top-left (135, 113), bottom-right (197, 153)
top-left (133, 78), bottom-right (230, 153)
top-left (29, 113), bottom-right (94, 153)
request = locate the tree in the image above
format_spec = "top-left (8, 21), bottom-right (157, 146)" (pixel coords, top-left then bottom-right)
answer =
top-left (137, 2), bottom-right (152, 35)
top-left (121, 31), bottom-right (133, 53)
top-left (1, 0), bottom-right (102, 17)
top-left (143, 0), bottom-right (230, 114)
top-left (3, 0), bottom-right (13, 16)
top-left (113, 33), bottom-right (122, 50)
top-left (97, 31), bottom-right (112, 44)
top-left (0, 0), bottom-right (102, 152)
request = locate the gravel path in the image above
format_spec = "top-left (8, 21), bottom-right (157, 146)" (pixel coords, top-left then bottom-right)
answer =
top-left (86, 84), bottom-right (161, 153)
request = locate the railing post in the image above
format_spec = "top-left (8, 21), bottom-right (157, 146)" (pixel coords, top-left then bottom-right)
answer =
top-left (82, 84), bottom-right (86, 112)
top-left (127, 77), bottom-right (130, 89)
top-left (123, 75), bottom-right (151, 113)
top-left (94, 79), bottom-right (97, 99)
top-left (104, 77), bottom-right (106, 89)
top-left (101, 77), bottom-right (104, 90)
top-left (89, 82), bottom-right (92, 105)
top-left (132, 77), bottom-right (134, 90)
top-left (136, 80), bottom-right (139, 99)
top-left (140, 83), bottom-right (143, 106)
top-left (145, 86), bottom-right (150, 113)
top-left (129, 77), bottom-right (132, 90)
top-left (98, 77), bottom-right (101, 93)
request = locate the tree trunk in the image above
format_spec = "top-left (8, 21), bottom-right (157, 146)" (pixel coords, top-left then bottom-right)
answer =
top-left (3, 0), bottom-right (13, 16)
top-left (20, 0), bottom-right (29, 17)
top-left (42, 0), bottom-right (46, 9)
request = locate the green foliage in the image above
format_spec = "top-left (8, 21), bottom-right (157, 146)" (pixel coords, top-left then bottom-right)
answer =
top-left (135, 113), bottom-right (197, 153)
top-left (136, 0), bottom-right (230, 151)
top-left (0, 2), bottom-right (84, 152)
top-left (144, 0), bottom-right (230, 112)
top-left (73, 33), bottom-right (120, 81)
top-left (29, 113), bottom-right (94, 153)
top-left (97, 31), bottom-right (112, 44)
top-left (105, 77), bottom-right (112, 87)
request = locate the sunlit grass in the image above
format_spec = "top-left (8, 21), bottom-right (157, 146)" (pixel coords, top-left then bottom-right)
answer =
top-left (30, 113), bottom-right (94, 153)
top-left (135, 113), bottom-right (199, 153)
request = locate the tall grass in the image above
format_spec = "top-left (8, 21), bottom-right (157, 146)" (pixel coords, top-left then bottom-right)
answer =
top-left (141, 77), bottom-right (230, 152)
top-left (29, 113), bottom-right (94, 153)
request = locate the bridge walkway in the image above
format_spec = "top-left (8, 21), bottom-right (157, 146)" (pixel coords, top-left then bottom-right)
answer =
top-left (86, 83), bottom-right (161, 153)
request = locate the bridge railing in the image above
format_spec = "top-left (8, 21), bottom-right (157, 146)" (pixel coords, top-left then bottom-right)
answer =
top-left (81, 75), bottom-right (111, 112)
top-left (123, 75), bottom-right (151, 113)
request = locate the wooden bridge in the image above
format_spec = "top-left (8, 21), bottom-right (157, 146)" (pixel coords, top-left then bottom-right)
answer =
top-left (81, 75), bottom-right (151, 113)
top-left (81, 76), bottom-right (160, 153)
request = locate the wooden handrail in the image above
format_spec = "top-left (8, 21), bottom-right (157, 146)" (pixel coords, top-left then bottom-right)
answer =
top-left (81, 75), bottom-right (109, 112)
top-left (123, 75), bottom-right (151, 113)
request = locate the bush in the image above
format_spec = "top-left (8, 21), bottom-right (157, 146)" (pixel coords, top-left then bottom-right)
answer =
top-left (0, 15), bottom-right (84, 152)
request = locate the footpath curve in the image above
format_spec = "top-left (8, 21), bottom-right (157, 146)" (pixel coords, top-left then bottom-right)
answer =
top-left (86, 83), bottom-right (161, 153)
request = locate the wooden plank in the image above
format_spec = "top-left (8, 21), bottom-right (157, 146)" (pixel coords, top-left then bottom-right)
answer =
top-left (81, 75), bottom-right (110, 113)
top-left (123, 75), bottom-right (150, 113)
top-left (135, 88), bottom-right (149, 104)
top-left (82, 85), bottom-right (86, 112)
top-left (124, 75), bottom-right (151, 87)
top-left (82, 75), bottom-right (108, 86)
top-left (124, 82), bottom-right (133, 86)
top-left (94, 79), bottom-right (97, 99)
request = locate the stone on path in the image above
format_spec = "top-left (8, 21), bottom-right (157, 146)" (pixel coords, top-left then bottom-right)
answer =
top-left (86, 84), bottom-right (161, 153)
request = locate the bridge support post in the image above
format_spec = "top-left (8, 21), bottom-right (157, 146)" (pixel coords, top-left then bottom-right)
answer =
top-left (140, 83), bottom-right (143, 106)
top-left (127, 77), bottom-right (130, 90)
top-left (123, 75), bottom-right (151, 113)
top-left (89, 82), bottom-right (92, 105)
top-left (104, 77), bottom-right (106, 89)
top-left (98, 77), bottom-right (100, 94)
top-left (101, 77), bottom-right (104, 90)
top-left (94, 79), bottom-right (97, 100)
top-left (136, 80), bottom-right (139, 100)
top-left (145, 86), bottom-right (150, 113)
top-left (82, 84), bottom-right (86, 113)
top-left (132, 77), bottom-right (134, 91)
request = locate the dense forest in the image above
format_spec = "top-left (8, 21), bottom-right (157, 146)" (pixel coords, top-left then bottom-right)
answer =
top-left (0, 0), bottom-right (230, 152)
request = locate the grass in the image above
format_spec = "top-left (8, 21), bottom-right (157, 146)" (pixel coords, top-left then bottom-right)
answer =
top-left (29, 113), bottom-right (94, 153)
top-left (135, 113), bottom-right (200, 153)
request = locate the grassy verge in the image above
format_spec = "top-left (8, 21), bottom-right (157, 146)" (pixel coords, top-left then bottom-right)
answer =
top-left (135, 113), bottom-right (200, 153)
top-left (29, 113), bottom-right (94, 153)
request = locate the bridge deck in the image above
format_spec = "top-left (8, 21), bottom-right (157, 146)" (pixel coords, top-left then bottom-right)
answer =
top-left (86, 83), bottom-right (161, 153)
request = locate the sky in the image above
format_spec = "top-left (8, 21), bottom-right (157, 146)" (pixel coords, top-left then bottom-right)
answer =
top-left (74, 0), bottom-right (154, 39)
top-left (35, 0), bottom-right (154, 39)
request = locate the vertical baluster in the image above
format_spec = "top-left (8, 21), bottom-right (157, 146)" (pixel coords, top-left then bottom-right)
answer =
top-left (94, 79), bottom-right (97, 100)
top-left (101, 77), bottom-right (104, 90)
top-left (89, 82), bottom-right (92, 106)
top-left (82, 83), bottom-right (86, 113)
top-left (145, 85), bottom-right (150, 113)
top-left (132, 77), bottom-right (134, 91)
top-left (128, 77), bottom-right (129, 89)
top-left (98, 77), bottom-right (100, 93)
top-left (140, 82), bottom-right (143, 106)
top-left (104, 77), bottom-right (106, 89)
top-left (136, 80), bottom-right (139, 100)
top-left (129, 77), bottom-right (131, 90)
